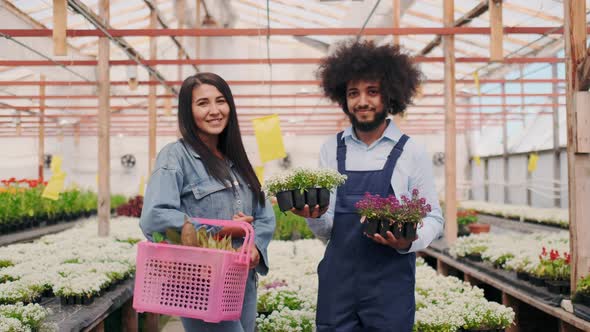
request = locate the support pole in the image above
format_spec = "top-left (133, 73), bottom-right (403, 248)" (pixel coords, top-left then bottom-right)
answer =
top-left (502, 83), bottom-right (509, 203)
top-left (552, 63), bottom-right (562, 208)
top-left (53, 0), bottom-right (67, 55)
top-left (489, 0), bottom-right (503, 62)
top-left (444, 0), bottom-right (457, 245)
top-left (392, 0), bottom-right (400, 46)
top-left (122, 299), bottom-right (138, 332)
top-left (38, 75), bottom-right (45, 182)
top-left (564, 0), bottom-right (590, 291)
top-left (502, 293), bottom-right (521, 332)
top-left (148, 8), bottom-right (157, 174)
top-left (176, 0), bottom-right (185, 81)
top-left (97, 0), bottom-right (110, 237)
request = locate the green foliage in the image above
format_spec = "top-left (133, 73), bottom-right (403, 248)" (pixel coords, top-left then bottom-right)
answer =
top-left (272, 205), bottom-right (314, 240)
top-left (264, 168), bottom-right (347, 197)
top-left (576, 275), bottom-right (590, 295)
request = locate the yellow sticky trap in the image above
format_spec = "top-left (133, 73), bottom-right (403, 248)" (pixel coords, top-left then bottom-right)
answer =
top-left (138, 175), bottom-right (146, 197)
top-left (474, 155), bottom-right (481, 167)
top-left (42, 171), bottom-right (66, 200)
top-left (473, 70), bottom-right (481, 96)
top-left (528, 153), bottom-right (539, 173)
top-left (50, 155), bottom-right (63, 173)
top-left (252, 114), bottom-right (287, 163)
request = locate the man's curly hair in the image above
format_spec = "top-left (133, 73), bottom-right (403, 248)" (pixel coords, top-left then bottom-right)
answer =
top-left (317, 40), bottom-right (423, 115)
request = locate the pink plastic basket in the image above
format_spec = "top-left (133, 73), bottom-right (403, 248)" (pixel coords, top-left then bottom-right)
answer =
top-left (133, 218), bottom-right (253, 323)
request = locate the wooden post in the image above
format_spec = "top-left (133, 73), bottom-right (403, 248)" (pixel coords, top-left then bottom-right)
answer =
top-left (564, 0), bottom-right (590, 291)
top-left (53, 0), bottom-right (67, 56)
top-left (489, 0), bottom-right (503, 62)
top-left (502, 83), bottom-right (509, 203)
top-left (121, 299), bottom-right (138, 332)
top-left (176, 0), bottom-right (185, 81)
top-left (148, 8), bottom-right (157, 174)
top-left (443, 0), bottom-right (457, 245)
top-left (195, 0), bottom-right (201, 62)
top-left (502, 292), bottom-right (520, 332)
top-left (559, 321), bottom-right (582, 332)
top-left (97, 0), bottom-right (110, 237)
top-left (38, 75), bottom-right (45, 182)
top-left (526, 154), bottom-right (532, 206)
top-left (552, 63), bottom-right (561, 208)
top-left (436, 260), bottom-right (449, 276)
top-left (144, 313), bottom-right (159, 332)
top-left (464, 273), bottom-right (481, 286)
top-left (392, 0), bottom-right (400, 46)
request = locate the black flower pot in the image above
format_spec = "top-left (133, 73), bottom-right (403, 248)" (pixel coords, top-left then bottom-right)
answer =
top-left (528, 275), bottom-right (546, 287)
top-left (465, 253), bottom-right (483, 262)
top-left (305, 188), bottom-right (318, 211)
top-left (546, 279), bottom-right (570, 295)
top-left (276, 191), bottom-right (294, 212)
top-left (392, 221), bottom-right (404, 239)
top-left (318, 188), bottom-right (331, 208)
top-left (378, 219), bottom-right (391, 238)
top-left (404, 223), bottom-right (418, 239)
top-left (292, 190), bottom-right (305, 210)
top-left (576, 292), bottom-right (590, 306)
top-left (516, 271), bottom-right (530, 281)
top-left (364, 218), bottom-right (379, 236)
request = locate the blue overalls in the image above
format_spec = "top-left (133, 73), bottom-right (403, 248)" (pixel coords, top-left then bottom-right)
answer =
top-left (316, 132), bottom-right (416, 332)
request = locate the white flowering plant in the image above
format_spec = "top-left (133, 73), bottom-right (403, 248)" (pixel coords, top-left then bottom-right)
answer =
top-left (264, 167), bottom-right (346, 197)
top-left (0, 303), bottom-right (56, 332)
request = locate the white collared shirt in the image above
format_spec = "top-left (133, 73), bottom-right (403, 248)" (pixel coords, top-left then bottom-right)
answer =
top-left (306, 120), bottom-right (444, 253)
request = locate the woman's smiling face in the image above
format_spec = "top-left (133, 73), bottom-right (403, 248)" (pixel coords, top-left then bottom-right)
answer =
top-left (191, 83), bottom-right (230, 139)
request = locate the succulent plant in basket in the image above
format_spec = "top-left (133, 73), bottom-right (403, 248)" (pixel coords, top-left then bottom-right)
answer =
top-left (264, 167), bottom-right (347, 212)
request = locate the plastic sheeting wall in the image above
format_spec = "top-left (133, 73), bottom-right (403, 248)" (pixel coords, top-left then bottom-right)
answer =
top-left (507, 155), bottom-right (528, 205)
top-left (469, 150), bottom-right (567, 208)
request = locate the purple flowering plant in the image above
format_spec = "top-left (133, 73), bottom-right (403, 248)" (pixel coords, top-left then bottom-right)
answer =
top-left (355, 188), bottom-right (432, 224)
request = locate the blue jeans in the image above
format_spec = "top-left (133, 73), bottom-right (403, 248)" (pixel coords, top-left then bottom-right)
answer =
top-left (180, 269), bottom-right (257, 332)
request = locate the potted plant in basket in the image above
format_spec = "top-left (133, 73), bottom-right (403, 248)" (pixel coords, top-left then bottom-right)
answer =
top-left (264, 168), bottom-right (347, 212)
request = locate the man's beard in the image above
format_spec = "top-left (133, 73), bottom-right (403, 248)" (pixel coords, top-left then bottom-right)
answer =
top-left (348, 109), bottom-right (388, 132)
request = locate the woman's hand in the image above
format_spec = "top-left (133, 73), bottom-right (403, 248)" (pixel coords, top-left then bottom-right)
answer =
top-left (249, 244), bottom-right (260, 269)
top-left (232, 212), bottom-right (254, 224)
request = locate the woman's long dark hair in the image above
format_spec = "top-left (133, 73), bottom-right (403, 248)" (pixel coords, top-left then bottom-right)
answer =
top-left (178, 73), bottom-right (264, 206)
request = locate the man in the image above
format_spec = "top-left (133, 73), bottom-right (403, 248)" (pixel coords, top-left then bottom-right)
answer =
top-left (292, 40), bottom-right (444, 331)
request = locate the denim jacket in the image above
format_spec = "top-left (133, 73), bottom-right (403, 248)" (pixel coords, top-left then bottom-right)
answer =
top-left (139, 139), bottom-right (276, 275)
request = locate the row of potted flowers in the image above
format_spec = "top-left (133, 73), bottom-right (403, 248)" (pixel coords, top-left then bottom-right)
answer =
top-left (0, 179), bottom-right (127, 234)
top-left (0, 303), bottom-right (55, 332)
top-left (459, 200), bottom-right (568, 228)
top-left (0, 216), bottom-right (141, 304)
top-left (264, 168), bottom-right (347, 212)
top-left (256, 240), bottom-right (515, 331)
top-left (449, 231), bottom-right (576, 295)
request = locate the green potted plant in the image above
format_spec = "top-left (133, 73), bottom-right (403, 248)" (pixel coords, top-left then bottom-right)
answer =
top-left (457, 209), bottom-right (478, 237)
top-left (265, 168), bottom-right (347, 212)
top-left (573, 275), bottom-right (590, 306)
top-left (539, 248), bottom-right (571, 294)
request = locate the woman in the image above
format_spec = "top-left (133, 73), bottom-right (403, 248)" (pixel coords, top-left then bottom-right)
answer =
top-left (139, 72), bottom-right (276, 332)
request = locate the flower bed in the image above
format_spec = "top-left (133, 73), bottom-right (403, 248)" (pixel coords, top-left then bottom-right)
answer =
top-left (257, 240), bottom-right (514, 331)
top-left (449, 231), bottom-right (572, 295)
top-left (0, 178), bottom-right (127, 235)
top-left (0, 217), bottom-right (141, 304)
top-left (0, 303), bottom-right (55, 331)
top-left (459, 200), bottom-right (568, 228)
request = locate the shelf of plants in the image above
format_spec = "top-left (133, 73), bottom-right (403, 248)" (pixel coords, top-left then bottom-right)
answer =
top-left (256, 239), bottom-right (515, 332)
top-left (0, 177), bottom-right (127, 236)
top-left (0, 216), bottom-right (141, 330)
top-left (420, 230), bottom-right (590, 329)
top-left (459, 200), bottom-right (568, 228)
